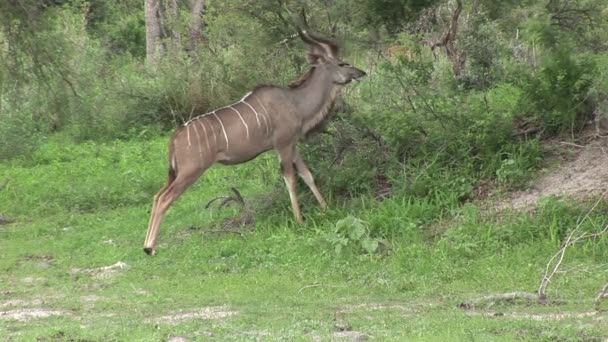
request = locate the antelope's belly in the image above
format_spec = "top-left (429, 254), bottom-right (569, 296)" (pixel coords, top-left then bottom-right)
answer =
top-left (216, 143), bottom-right (273, 165)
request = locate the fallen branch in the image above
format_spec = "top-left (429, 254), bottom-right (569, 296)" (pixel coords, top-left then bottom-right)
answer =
top-left (430, 0), bottom-right (465, 77)
top-left (459, 291), bottom-right (538, 310)
top-left (512, 126), bottom-right (543, 137)
top-left (70, 261), bottom-right (129, 275)
top-left (538, 190), bottom-right (608, 303)
top-left (0, 179), bottom-right (8, 192)
top-left (298, 283), bottom-right (322, 293)
top-left (205, 187), bottom-right (245, 209)
top-left (277, 33), bottom-right (298, 46)
top-left (594, 282), bottom-right (608, 311)
top-left (0, 214), bottom-right (14, 225)
top-left (559, 141), bottom-right (586, 148)
top-left (186, 225), bottom-right (246, 237)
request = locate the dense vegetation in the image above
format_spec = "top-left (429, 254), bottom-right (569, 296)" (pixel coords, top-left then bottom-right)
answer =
top-left (2, 0), bottom-right (607, 194)
top-left (1, 0), bottom-right (608, 340)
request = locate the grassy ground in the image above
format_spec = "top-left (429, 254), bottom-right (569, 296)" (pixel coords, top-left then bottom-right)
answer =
top-left (1, 136), bottom-right (607, 341)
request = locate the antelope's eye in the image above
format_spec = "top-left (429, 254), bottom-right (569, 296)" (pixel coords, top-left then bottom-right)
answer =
top-left (338, 62), bottom-right (350, 67)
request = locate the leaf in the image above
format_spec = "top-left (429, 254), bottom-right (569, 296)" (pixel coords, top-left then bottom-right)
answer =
top-left (361, 238), bottom-right (379, 254)
top-left (348, 223), bottom-right (366, 241)
top-left (335, 216), bottom-right (352, 232)
top-left (334, 244), bottom-right (343, 255)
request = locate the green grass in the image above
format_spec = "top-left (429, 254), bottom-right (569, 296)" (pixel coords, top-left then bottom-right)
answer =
top-left (1, 136), bottom-right (607, 341)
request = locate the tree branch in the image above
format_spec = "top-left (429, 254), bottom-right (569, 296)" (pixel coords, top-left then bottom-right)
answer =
top-left (594, 282), bottom-right (608, 311)
top-left (538, 190), bottom-right (608, 303)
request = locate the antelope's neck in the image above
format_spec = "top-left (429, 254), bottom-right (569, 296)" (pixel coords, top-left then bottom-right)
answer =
top-left (291, 69), bottom-right (341, 134)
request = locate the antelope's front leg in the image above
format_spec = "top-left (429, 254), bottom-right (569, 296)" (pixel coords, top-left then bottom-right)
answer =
top-left (278, 147), bottom-right (304, 224)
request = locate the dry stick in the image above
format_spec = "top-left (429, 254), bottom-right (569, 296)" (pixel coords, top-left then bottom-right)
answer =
top-left (205, 188), bottom-right (245, 209)
top-left (298, 283), bottom-right (346, 294)
top-left (538, 189), bottom-right (608, 303)
top-left (559, 141), bottom-right (586, 148)
top-left (539, 223), bottom-right (608, 303)
top-left (459, 291), bottom-right (538, 309)
top-left (594, 282), bottom-right (608, 311)
top-left (0, 178), bottom-right (8, 192)
top-left (298, 283), bottom-right (323, 293)
top-left (0, 179), bottom-right (12, 225)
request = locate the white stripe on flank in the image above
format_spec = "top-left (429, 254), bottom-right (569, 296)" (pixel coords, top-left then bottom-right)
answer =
top-left (212, 112), bottom-right (229, 151)
top-left (184, 106), bottom-right (197, 126)
top-left (227, 106), bottom-right (250, 140)
top-left (252, 95), bottom-right (271, 133)
top-left (186, 124), bottom-right (192, 147)
top-left (241, 100), bottom-right (262, 130)
top-left (240, 91), bottom-right (252, 101)
top-left (191, 120), bottom-right (203, 159)
top-left (185, 92), bottom-right (253, 126)
top-left (198, 119), bottom-right (211, 152)
top-left (209, 112), bottom-right (218, 145)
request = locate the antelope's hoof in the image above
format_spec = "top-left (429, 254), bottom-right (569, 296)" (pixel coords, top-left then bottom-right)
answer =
top-left (143, 248), bottom-right (156, 256)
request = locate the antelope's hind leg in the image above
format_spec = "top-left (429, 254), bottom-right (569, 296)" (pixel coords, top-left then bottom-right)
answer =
top-left (144, 166), bottom-right (205, 255)
top-left (294, 151), bottom-right (327, 209)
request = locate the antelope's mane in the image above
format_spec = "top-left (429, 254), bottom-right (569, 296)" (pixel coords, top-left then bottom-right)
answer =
top-left (288, 67), bottom-right (316, 88)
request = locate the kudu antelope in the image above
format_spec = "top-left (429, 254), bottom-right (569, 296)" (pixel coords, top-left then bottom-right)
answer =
top-left (143, 21), bottom-right (366, 255)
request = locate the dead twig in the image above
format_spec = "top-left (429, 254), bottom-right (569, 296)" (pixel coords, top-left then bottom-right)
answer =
top-left (186, 225), bottom-right (246, 238)
top-left (430, 0), bottom-right (465, 77)
top-left (0, 180), bottom-right (13, 224)
top-left (559, 141), bottom-right (586, 148)
top-left (298, 283), bottom-right (323, 293)
top-left (538, 190), bottom-right (608, 303)
top-left (0, 215), bottom-right (15, 225)
top-left (277, 33), bottom-right (298, 46)
top-left (70, 261), bottom-right (128, 275)
top-left (205, 187), bottom-right (245, 209)
top-left (594, 282), bottom-right (608, 311)
top-left (0, 179), bottom-right (8, 192)
top-left (459, 291), bottom-right (539, 310)
top-left (298, 283), bottom-right (346, 294)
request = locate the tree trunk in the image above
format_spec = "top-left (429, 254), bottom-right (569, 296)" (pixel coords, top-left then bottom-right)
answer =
top-left (188, 0), bottom-right (205, 52)
top-left (166, 0), bottom-right (181, 47)
top-left (145, 0), bottom-right (164, 65)
top-left (430, 0), bottom-right (465, 78)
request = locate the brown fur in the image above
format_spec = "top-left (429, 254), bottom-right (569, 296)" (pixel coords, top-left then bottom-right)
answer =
top-left (288, 67), bottom-right (316, 89)
top-left (143, 25), bottom-right (366, 256)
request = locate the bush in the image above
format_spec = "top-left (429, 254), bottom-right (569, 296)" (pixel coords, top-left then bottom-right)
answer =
top-left (518, 47), bottom-right (595, 134)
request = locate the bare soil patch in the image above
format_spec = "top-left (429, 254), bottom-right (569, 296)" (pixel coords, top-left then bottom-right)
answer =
top-left (497, 135), bottom-right (608, 210)
top-left (0, 308), bottom-right (71, 321)
top-left (337, 302), bottom-right (414, 313)
top-left (153, 306), bottom-right (238, 324)
top-left (0, 299), bottom-right (43, 308)
top-left (331, 330), bottom-right (370, 341)
top-left (465, 310), bottom-right (605, 321)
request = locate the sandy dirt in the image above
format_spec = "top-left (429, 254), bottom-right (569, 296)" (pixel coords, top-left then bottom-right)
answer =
top-left (497, 136), bottom-right (608, 210)
top-left (152, 306), bottom-right (238, 324)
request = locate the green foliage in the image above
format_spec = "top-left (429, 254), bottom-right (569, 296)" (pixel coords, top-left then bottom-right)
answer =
top-left (1, 1), bottom-right (608, 339)
top-left (85, 0), bottom-right (146, 56)
top-left (437, 198), bottom-right (608, 261)
top-left (458, 13), bottom-right (507, 89)
top-left (1, 138), bottom-right (608, 340)
top-left (518, 47), bottom-right (595, 134)
top-left (322, 215), bottom-right (381, 255)
top-left (494, 140), bottom-right (542, 187)
top-left (361, 0), bottom-right (439, 34)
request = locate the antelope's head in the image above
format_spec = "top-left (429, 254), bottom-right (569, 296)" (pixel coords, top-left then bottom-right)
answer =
top-left (296, 15), bottom-right (366, 85)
